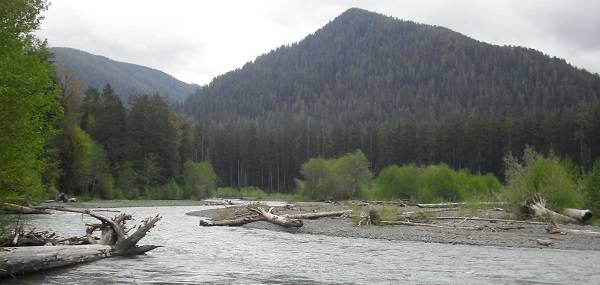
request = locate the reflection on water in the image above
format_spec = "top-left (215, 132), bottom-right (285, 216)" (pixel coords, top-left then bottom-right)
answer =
top-left (5, 205), bottom-right (600, 284)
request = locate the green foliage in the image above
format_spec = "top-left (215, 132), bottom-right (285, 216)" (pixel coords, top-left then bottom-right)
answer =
top-left (127, 94), bottom-right (179, 186)
top-left (299, 150), bottom-right (372, 200)
top-left (116, 162), bottom-right (139, 199)
top-left (372, 163), bottom-right (501, 203)
top-left (372, 165), bottom-right (421, 200)
top-left (581, 160), bottom-right (600, 217)
top-left (142, 180), bottom-right (183, 200)
top-left (0, 0), bottom-right (62, 204)
top-left (503, 148), bottom-right (583, 213)
top-left (415, 164), bottom-right (459, 202)
top-left (183, 161), bottom-right (217, 199)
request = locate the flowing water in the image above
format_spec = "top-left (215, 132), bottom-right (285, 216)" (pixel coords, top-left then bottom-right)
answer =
top-left (5, 205), bottom-right (600, 284)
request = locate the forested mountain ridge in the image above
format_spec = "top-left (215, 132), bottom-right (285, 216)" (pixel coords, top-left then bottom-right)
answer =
top-left (51, 47), bottom-right (198, 102)
top-left (180, 8), bottom-right (600, 192)
top-left (185, 7), bottom-right (600, 122)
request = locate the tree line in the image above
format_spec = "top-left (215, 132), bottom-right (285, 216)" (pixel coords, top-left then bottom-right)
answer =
top-left (190, 104), bottom-right (600, 192)
top-left (50, 78), bottom-right (217, 200)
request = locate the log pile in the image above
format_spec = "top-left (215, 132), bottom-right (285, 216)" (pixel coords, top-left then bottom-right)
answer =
top-left (199, 205), bottom-right (350, 228)
top-left (0, 208), bottom-right (162, 277)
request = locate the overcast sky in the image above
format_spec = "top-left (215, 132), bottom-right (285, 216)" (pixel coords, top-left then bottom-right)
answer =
top-left (37, 0), bottom-right (600, 85)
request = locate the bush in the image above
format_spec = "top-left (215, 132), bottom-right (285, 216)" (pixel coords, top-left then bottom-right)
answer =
top-left (372, 165), bottom-right (421, 200)
top-left (299, 150), bottom-right (372, 200)
top-left (371, 163), bottom-right (501, 203)
top-left (416, 164), bottom-right (459, 202)
top-left (582, 160), bottom-right (600, 218)
top-left (163, 180), bottom-right (183, 200)
top-left (183, 160), bottom-right (217, 199)
top-left (503, 148), bottom-right (583, 214)
top-left (456, 171), bottom-right (502, 202)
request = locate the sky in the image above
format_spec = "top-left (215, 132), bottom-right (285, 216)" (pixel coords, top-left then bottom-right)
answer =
top-left (37, 0), bottom-right (600, 85)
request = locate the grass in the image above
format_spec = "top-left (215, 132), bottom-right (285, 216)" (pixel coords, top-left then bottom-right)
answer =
top-left (350, 204), bottom-right (402, 225)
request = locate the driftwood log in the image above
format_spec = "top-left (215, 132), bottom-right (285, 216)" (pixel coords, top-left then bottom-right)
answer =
top-left (380, 220), bottom-right (524, 231)
top-left (563, 208), bottom-right (592, 222)
top-left (416, 202), bottom-right (508, 208)
top-left (546, 220), bottom-right (600, 235)
top-left (0, 208), bottom-right (162, 277)
top-left (0, 203), bottom-right (50, 214)
top-left (527, 198), bottom-right (579, 223)
top-left (199, 206), bottom-right (349, 228)
top-left (432, 216), bottom-right (546, 225)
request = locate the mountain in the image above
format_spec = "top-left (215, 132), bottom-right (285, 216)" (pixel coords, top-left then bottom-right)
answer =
top-left (185, 8), bottom-right (600, 122)
top-left (181, 8), bottom-right (600, 192)
top-left (51, 47), bottom-right (198, 102)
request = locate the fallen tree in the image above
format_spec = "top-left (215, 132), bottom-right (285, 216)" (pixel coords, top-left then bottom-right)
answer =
top-left (432, 216), bottom-right (546, 225)
top-left (198, 206), bottom-right (349, 228)
top-left (0, 208), bottom-right (162, 277)
top-left (380, 220), bottom-right (524, 231)
top-left (416, 202), bottom-right (509, 209)
top-left (546, 220), bottom-right (600, 235)
top-left (563, 208), bottom-right (592, 222)
top-left (527, 197), bottom-right (579, 223)
top-left (0, 203), bottom-right (50, 214)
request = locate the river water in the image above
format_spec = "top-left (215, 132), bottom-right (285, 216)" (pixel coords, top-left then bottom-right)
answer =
top-left (6, 205), bottom-right (600, 284)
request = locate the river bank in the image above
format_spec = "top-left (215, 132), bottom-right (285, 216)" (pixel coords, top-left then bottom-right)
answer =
top-left (188, 201), bottom-right (600, 251)
top-left (38, 199), bottom-right (228, 209)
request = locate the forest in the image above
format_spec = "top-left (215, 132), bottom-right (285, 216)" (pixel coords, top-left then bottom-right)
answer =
top-left (2, 4), bottom-right (600, 213)
top-left (183, 8), bottom-right (600, 192)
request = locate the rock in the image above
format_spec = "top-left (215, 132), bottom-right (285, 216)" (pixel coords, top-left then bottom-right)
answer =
top-left (536, 239), bottom-right (554, 246)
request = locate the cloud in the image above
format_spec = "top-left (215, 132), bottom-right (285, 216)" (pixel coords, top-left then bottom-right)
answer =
top-left (37, 0), bottom-right (600, 84)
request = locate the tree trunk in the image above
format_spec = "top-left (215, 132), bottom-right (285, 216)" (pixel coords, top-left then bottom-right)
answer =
top-left (0, 245), bottom-right (112, 277)
top-left (198, 208), bottom-right (349, 227)
top-left (286, 210), bottom-right (350, 220)
top-left (0, 208), bottom-right (162, 277)
top-left (546, 220), bottom-right (600, 235)
top-left (248, 207), bottom-right (303, 228)
top-left (563, 208), bottom-right (592, 222)
top-left (528, 201), bottom-right (578, 223)
top-left (416, 202), bottom-right (508, 208)
top-left (432, 216), bottom-right (546, 225)
top-left (0, 203), bottom-right (50, 214)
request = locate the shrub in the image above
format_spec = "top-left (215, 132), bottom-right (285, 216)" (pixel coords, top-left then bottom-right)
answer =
top-left (299, 150), bottom-right (372, 200)
top-left (372, 165), bottom-right (421, 200)
top-left (415, 164), bottom-right (458, 202)
top-left (503, 148), bottom-right (583, 214)
top-left (582, 160), bottom-right (600, 217)
top-left (371, 163), bottom-right (501, 203)
top-left (183, 160), bottom-right (217, 199)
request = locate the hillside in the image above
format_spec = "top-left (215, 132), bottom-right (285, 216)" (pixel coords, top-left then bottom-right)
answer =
top-left (185, 8), bottom-right (600, 122)
top-left (183, 8), bottom-right (600, 192)
top-left (51, 47), bottom-right (198, 102)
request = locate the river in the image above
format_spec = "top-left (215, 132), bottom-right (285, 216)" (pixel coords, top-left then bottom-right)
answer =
top-left (6, 205), bottom-right (600, 284)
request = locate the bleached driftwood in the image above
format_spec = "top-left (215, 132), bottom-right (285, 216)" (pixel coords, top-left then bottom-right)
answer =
top-left (199, 207), bottom-right (349, 228)
top-left (432, 216), bottom-right (546, 225)
top-left (546, 220), bottom-right (600, 235)
top-left (0, 208), bottom-right (162, 277)
top-left (416, 202), bottom-right (508, 209)
top-left (381, 220), bottom-right (524, 231)
top-left (563, 208), bottom-right (592, 222)
top-left (527, 198), bottom-right (578, 223)
top-left (0, 203), bottom-right (50, 214)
